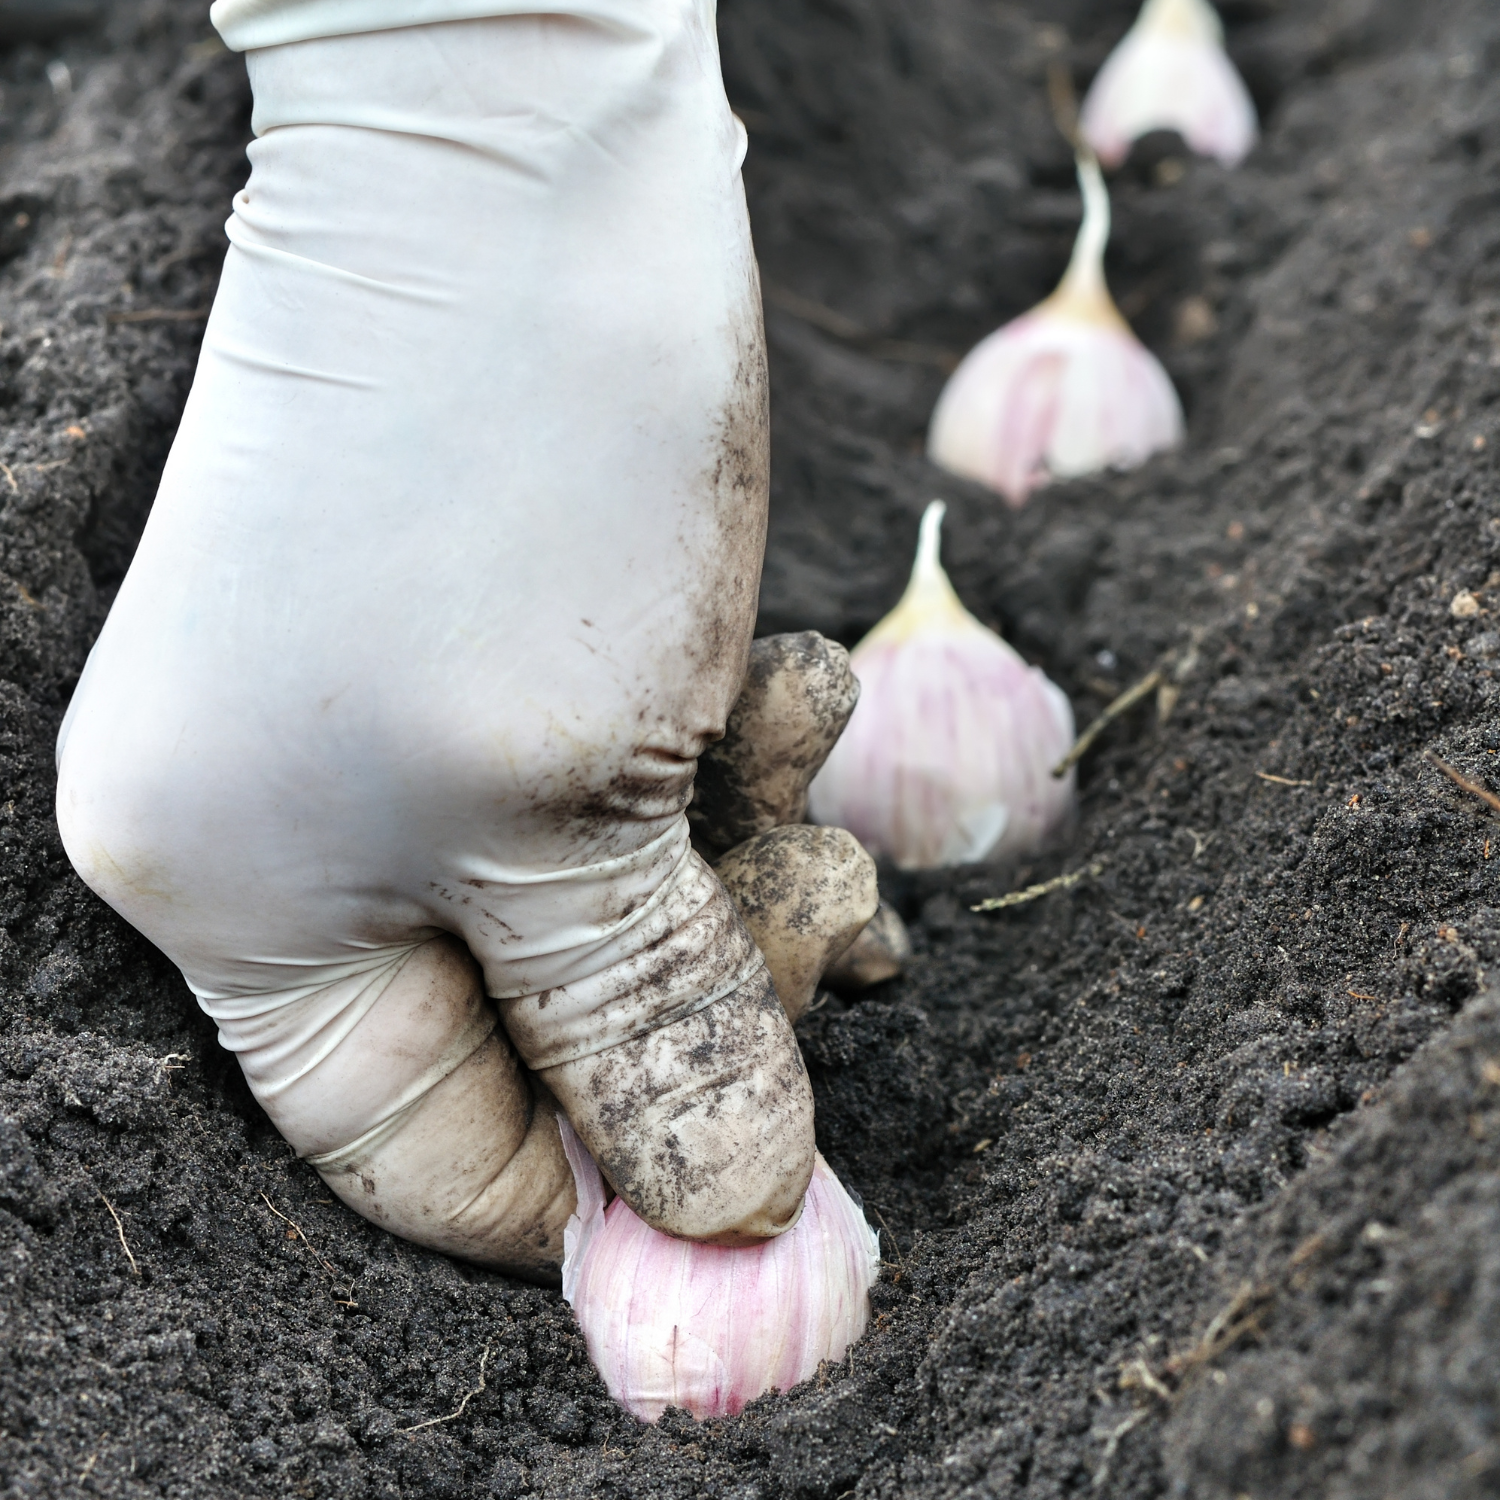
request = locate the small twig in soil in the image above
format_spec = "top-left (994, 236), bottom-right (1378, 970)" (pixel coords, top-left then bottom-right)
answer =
top-left (1179, 827), bottom-right (1213, 860)
top-left (397, 1345), bottom-right (491, 1435)
top-left (762, 284), bottom-right (959, 370)
top-left (971, 861), bottom-right (1103, 913)
top-left (98, 1191), bottom-right (140, 1276)
top-left (105, 307), bottom-right (210, 325)
top-left (1109, 1283), bottom-right (1272, 1422)
top-left (1046, 60), bottom-right (1083, 151)
top-left (1053, 669), bottom-right (1165, 777)
top-left (1255, 771), bottom-right (1312, 787)
top-left (867, 1204), bottom-right (906, 1275)
top-left (763, 283), bottom-right (864, 340)
top-left (260, 1192), bottom-right (357, 1306)
top-left (1287, 1232), bottom-right (1327, 1268)
top-left (1163, 1280), bottom-right (1271, 1379)
top-left (156, 1051), bottom-right (190, 1084)
top-left (1119, 1357), bottom-right (1173, 1404)
top-left (1091, 1408), bottom-right (1149, 1490)
top-left (1425, 750), bottom-right (1500, 815)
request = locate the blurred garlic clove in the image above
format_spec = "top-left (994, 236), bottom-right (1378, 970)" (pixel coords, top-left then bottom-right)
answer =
top-left (715, 824), bottom-right (878, 1023)
top-left (807, 502), bottom-right (1075, 870)
top-left (822, 900), bottom-right (912, 993)
top-left (927, 153), bottom-right (1183, 506)
top-left (560, 1117), bottom-right (879, 1423)
top-left (1080, 0), bottom-right (1258, 170)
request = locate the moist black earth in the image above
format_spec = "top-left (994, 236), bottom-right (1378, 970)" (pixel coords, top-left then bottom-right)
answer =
top-left (3, 0), bottom-right (1500, 1496)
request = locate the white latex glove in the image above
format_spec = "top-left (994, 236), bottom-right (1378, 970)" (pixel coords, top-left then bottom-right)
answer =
top-left (55, 0), bottom-right (814, 1280)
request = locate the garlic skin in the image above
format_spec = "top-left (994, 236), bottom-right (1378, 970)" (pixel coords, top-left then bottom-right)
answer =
top-left (560, 1118), bottom-right (879, 1423)
top-left (1080, 0), bottom-right (1258, 170)
top-left (807, 503), bottom-right (1075, 870)
top-left (927, 156), bottom-right (1183, 506)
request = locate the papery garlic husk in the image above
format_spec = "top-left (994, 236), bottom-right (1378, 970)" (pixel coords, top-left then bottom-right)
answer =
top-left (927, 155), bottom-right (1183, 506)
top-left (560, 1118), bottom-right (879, 1423)
top-left (1080, 0), bottom-right (1258, 170)
top-left (807, 502), bottom-right (1075, 870)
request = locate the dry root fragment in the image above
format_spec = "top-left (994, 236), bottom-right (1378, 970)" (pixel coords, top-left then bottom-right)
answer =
top-left (690, 632), bottom-right (859, 857)
top-left (715, 825), bottom-right (878, 1023)
top-left (822, 900), bottom-right (911, 992)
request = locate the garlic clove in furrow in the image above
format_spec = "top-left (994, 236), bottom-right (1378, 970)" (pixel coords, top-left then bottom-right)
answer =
top-left (1080, 0), bottom-right (1258, 170)
top-left (808, 502), bottom-right (1075, 871)
top-left (928, 153), bottom-right (1183, 506)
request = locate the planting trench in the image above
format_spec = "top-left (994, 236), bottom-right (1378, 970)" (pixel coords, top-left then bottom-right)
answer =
top-left (3, 0), bottom-right (1500, 1495)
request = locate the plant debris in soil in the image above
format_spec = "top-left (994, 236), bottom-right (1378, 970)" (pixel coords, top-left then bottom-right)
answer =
top-left (4, 0), bottom-right (1500, 1496)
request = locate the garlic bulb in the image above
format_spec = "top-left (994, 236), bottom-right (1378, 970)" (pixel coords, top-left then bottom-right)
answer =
top-left (927, 154), bottom-right (1183, 506)
top-left (560, 1118), bottom-right (879, 1423)
top-left (1080, 0), bottom-right (1258, 170)
top-left (807, 502), bottom-right (1075, 869)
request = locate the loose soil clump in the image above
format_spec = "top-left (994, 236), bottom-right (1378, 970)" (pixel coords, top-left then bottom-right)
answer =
top-left (3, 1), bottom-right (1500, 1496)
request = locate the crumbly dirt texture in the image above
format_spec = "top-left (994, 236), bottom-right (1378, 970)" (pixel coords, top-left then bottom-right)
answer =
top-left (3, 0), bottom-right (1500, 1495)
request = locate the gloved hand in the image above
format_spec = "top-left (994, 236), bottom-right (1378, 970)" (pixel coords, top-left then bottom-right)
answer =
top-left (56, 0), bottom-right (818, 1280)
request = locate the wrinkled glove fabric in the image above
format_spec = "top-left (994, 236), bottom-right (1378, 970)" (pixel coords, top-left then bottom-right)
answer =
top-left (55, 0), bottom-right (815, 1277)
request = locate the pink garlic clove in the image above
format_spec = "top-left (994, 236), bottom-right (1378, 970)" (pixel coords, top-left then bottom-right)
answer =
top-left (808, 502), bottom-right (1075, 870)
top-left (1080, 0), bottom-right (1258, 170)
top-left (929, 153), bottom-right (1183, 506)
top-left (560, 1118), bottom-right (879, 1423)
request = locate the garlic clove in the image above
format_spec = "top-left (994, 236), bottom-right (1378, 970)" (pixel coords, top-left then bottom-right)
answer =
top-left (560, 1117), bottom-right (879, 1423)
top-left (808, 502), bottom-right (1075, 870)
top-left (928, 154), bottom-right (1183, 506)
top-left (1080, 0), bottom-right (1258, 170)
top-left (950, 801), bottom-right (1010, 865)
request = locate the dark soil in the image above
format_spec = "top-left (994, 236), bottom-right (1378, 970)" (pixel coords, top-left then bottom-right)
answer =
top-left (3, 0), bottom-right (1500, 1496)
